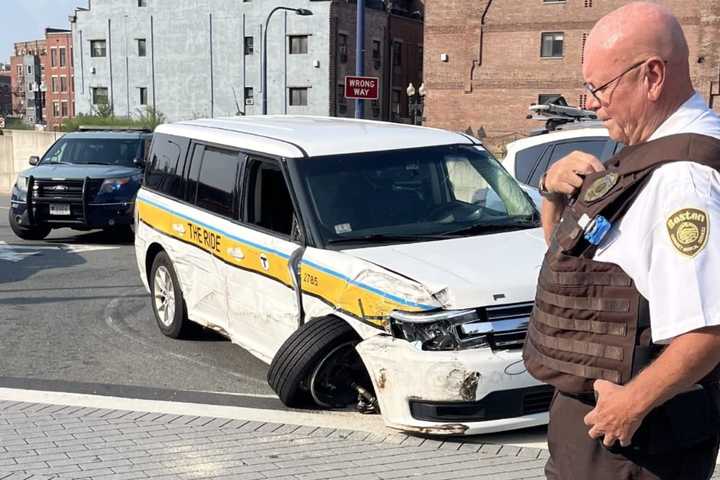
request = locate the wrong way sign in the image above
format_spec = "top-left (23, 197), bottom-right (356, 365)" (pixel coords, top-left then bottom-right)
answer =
top-left (344, 76), bottom-right (379, 100)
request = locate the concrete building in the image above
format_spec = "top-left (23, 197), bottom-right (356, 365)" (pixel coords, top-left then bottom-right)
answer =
top-left (45, 29), bottom-right (76, 130)
top-left (70, 0), bottom-right (423, 123)
top-left (10, 39), bottom-right (47, 126)
top-left (423, 0), bottom-right (720, 150)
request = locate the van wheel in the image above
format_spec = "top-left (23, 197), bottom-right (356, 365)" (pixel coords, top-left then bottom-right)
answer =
top-left (267, 316), bottom-right (373, 409)
top-left (150, 251), bottom-right (188, 338)
top-left (8, 210), bottom-right (51, 240)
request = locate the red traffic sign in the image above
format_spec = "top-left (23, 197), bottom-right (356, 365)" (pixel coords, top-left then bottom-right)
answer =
top-left (344, 76), bottom-right (379, 100)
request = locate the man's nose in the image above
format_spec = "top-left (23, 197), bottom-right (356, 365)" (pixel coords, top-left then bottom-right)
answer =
top-left (586, 93), bottom-right (601, 111)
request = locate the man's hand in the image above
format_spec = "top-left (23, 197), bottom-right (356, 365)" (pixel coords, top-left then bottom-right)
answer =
top-left (543, 151), bottom-right (606, 196)
top-left (583, 380), bottom-right (647, 448)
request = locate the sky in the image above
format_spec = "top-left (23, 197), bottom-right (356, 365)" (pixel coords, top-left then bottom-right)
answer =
top-left (1, 0), bottom-right (88, 64)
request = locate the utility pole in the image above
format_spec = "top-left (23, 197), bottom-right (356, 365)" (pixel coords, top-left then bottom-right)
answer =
top-left (355, 0), bottom-right (365, 118)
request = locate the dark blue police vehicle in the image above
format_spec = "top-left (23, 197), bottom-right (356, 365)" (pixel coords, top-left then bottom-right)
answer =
top-left (8, 128), bottom-right (151, 240)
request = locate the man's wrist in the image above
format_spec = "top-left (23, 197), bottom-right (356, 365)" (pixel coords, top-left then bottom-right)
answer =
top-left (539, 172), bottom-right (564, 201)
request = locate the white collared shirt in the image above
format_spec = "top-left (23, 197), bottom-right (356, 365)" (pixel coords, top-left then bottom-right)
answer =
top-left (594, 92), bottom-right (720, 343)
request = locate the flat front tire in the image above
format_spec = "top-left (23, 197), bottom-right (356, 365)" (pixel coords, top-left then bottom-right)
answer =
top-left (150, 251), bottom-right (188, 338)
top-left (267, 316), bottom-right (371, 409)
top-left (8, 209), bottom-right (51, 240)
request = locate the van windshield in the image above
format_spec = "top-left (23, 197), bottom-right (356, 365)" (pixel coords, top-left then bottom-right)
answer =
top-left (296, 144), bottom-right (539, 245)
top-left (41, 138), bottom-right (147, 167)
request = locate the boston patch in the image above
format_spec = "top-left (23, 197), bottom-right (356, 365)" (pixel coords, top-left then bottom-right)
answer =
top-left (584, 172), bottom-right (619, 202)
top-left (666, 208), bottom-right (709, 257)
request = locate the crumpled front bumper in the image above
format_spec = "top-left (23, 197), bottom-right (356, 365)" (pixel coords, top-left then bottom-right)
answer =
top-left (356, 334), bottom-right (550, 435)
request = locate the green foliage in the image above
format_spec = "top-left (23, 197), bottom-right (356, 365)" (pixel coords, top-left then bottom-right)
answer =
top-left (4, 117), bottom-right (33, 130)
top-left (61, 105), bottom-right (167, 132)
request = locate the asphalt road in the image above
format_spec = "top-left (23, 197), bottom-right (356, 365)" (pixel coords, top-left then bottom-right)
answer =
top-left (0, 194), bottom-right (275, 403)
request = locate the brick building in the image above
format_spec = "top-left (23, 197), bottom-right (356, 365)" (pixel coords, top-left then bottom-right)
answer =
top-left (10, 39), bottom-right (47, 126)
top-left (45, 29), bottom-right (75, 130)
top-left (423, 0), bottom-right (720, 149)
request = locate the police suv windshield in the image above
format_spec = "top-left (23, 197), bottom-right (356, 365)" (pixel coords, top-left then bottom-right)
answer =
top-left (41, 138), bottom-right (146, 167)
top-left (296, 144), bottom-right (539, 246)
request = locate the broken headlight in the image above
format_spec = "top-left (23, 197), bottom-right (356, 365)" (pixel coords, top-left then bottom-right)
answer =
top-left (389, 309), bottom-right (492, 351)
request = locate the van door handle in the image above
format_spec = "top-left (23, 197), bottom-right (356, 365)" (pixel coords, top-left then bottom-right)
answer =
top-left (228, 248), bottom-right (244, 260)
top-left (172, 223), bottom-right (186, 235)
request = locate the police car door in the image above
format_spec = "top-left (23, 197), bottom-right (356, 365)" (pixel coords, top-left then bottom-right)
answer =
top-left (181, 143), bottom-right (244, 332)
top-left (220, 156), bottom-right (302, 361)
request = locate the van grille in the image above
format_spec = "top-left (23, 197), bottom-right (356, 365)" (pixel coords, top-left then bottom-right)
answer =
top-left (483, 302), bottom-right (532, 351)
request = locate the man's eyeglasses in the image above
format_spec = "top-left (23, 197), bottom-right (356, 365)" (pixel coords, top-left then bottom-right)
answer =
top-left (583, 59), bottom-right (648, 103)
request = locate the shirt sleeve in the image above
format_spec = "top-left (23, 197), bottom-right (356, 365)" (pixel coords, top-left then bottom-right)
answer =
top-left (645, 164), bottom-right (720, 343)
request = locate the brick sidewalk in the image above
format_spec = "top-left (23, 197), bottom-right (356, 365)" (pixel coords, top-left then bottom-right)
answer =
top-left (0, 399), bottom-right (549, 480)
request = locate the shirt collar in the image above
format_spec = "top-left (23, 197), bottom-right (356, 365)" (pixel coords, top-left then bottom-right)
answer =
top-left (648, 92), bottom-right (707, 141)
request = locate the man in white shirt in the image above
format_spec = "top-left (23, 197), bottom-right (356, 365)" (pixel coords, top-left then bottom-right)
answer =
top-left (533, 2), bottom-right (720, 479)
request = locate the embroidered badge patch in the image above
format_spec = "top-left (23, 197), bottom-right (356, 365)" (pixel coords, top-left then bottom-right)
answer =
top-left (666, 208), bottom-right (709, 257)
top-left (583, 172), bottom-right (619, 202)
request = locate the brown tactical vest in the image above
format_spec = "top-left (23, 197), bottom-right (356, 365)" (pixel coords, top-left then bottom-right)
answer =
top-left (523, 133), bottom-right (720, 394)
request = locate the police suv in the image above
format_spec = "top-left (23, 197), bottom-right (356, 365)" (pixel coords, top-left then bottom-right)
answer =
top-left (9, 128), bottom-right (151, 240)
top-left (134, 116), bottom-right (552, 435)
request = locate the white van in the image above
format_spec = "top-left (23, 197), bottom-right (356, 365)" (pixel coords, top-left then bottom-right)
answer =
top-left (134, 116), bottom-right (551, 435)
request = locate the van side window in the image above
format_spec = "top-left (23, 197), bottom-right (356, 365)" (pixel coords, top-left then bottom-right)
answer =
top-left (185, 143), bottom-right (204, 203)
top-left (145, 134), bottom-right (190, 198)
top-left (195, 146), bottom-right (242, 219)
top-left (514, 144), bottom-right (547, 185)
top-left (244, 159), bottom-right (295, 236)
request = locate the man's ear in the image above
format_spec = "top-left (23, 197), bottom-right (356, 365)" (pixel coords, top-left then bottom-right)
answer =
top-left (645, 58), bottom-right (666, 102)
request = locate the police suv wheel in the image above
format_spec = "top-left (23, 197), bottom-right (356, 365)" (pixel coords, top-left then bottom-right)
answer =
top-left (8, 209), bottom-right (51, 240)
top-left (150, 251), bottom-right (188, 338)
top-left (267, 315), bottom-right (372, 409)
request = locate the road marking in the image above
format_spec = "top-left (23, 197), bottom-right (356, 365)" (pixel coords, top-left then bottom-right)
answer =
top-left (0, 206), bottom-right (9, 210)
top-left (0, 387), bottom-right (390, 435)
top-left (0, 241), bottom-right (121, 262)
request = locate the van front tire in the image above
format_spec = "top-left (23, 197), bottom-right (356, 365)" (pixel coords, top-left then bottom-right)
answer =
top-left (150, 251), bottom-right (188, 338)
top-left (268, 316), bottom-right (370, 409)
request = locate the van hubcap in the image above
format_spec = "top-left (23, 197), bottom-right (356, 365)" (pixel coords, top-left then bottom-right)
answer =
top-left (153, 266), bottom-right (175, 327)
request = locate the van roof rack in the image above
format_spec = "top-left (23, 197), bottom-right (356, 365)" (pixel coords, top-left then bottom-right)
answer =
top-left (526, 96), bottom-right (601, 135)
top-left (77, 125), bottom-right (152, 133)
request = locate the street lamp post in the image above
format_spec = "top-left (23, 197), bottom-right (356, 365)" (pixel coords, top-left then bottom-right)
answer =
top-left (406, 82), bottom-right (426, 125)
top-left (262, 7), bottom-right (313, 115)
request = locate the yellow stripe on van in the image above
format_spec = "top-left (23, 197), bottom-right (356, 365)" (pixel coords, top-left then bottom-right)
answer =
top-left (137, 198), bottom-right (429, 329)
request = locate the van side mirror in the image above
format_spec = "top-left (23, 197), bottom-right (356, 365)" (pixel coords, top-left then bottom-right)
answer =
top-left (29, 156), bottom-right (40, 166)
top-left (133, 157), bottom-right (145, 168)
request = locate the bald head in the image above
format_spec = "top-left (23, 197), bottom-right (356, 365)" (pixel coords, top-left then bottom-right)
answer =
top-left (582, 2), bottom-right (694, 145)
top-left (585, 2), bottom-right (688, 71)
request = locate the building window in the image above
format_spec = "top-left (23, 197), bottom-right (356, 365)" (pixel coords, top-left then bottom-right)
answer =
top-left (392, 41), bottom-right (402, 67)
top-left (139, 87), bottom-right (147, 105)
top-left (581, 33), bottom-right (588, 64)
top-left (27, 65), bottom-right (32, 74)
top-left (418, 46), bottom-right (424, 76)
top-left (51, 76), bottom-right (58, 93)
top-left (338, 34), bottom-right (348, 64)
top-left (90, 40), bottom-right (107, 58)
top-left (59, 47), bottom-right (67, 67)
top-left (244, 36), bottom-right (254, 55)
top-left (289, 87), bottom-right (308, 106)
top-left (50, 48), bottom-right (57, 67)
top-left (137, 39), bottom-right (147, 57)
top-left (60, 76), bottom-right (67, 93)
top-left (584, 0), bottom-right (593, 6)
top-left (289, 35), bottom-right (309, 55)
top-left (337, 84), bottom-right (346, 114)
top-left (372, 40), bottom-right (381, 69)
top-left (61, 101), bottom-right (68, 117)
top-left (53, 102), bottom-right (60, 117)
top-left (391, 89), bottom-right (401, 121)
top-left (138, 0), bottom-right (147, 6)
top-left (16, 65), bottom-right (22, 75)
top-left (244, 87), bottom-right (254, 105)
top-left (92, 87), bottom-right (109, 105)
top-left (541, 32), bottom-right (564, 58)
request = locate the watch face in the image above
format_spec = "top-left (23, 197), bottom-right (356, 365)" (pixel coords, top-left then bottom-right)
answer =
top-left (584, 172), bottom-right (619, 202)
